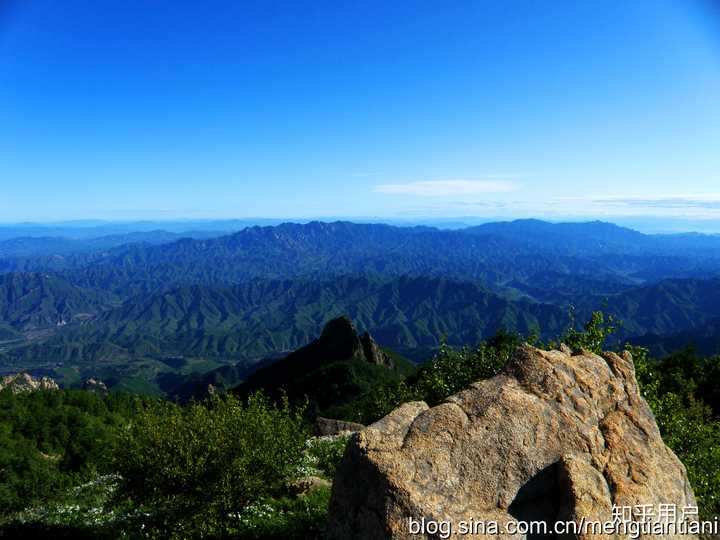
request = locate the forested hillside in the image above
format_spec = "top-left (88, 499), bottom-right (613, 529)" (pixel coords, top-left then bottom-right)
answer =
top-left (1, 220), bottom-right (720, 393)
top-left (1, 314), bottom-right (719, 538)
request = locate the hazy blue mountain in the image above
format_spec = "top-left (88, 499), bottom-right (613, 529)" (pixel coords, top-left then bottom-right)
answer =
top-left (0, 231), bottom-right (227, 257)
top-left (33, 220), bottom-right (713, 302)
top-left (464, 219), bottom-right (650, 253)
top-left (3, 221), bottom-right (720, 296)
top-left (463, 219), bottom-right (720, 257)
top-left (0, 219), bottom-right (281, 241)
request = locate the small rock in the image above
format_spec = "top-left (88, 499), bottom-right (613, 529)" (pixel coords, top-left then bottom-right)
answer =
top-left (289, 476), bottom-right (332, 495)
top-left (82, 378), bottom-right (108, 393)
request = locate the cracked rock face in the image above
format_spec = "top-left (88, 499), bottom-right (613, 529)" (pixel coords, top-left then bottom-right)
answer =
top-left (327, 345), bottom-right (697, 540)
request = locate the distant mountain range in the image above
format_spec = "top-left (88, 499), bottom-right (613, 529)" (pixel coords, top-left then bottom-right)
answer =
top-left (4, 275), bottom-right (568, 365)
top-left (636, 318), bottom-right (720, 357)
top-left (1, 219), bottom-right (719, 393)
top-left (0, 231), bottom-right (226, 258)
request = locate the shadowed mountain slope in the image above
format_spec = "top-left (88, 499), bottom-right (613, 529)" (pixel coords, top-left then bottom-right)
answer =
top-left (234, 316), bottom-right (415, 414)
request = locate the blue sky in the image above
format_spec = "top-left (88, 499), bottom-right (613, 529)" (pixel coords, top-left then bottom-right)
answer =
top-left (1, 0), bottom-right (719, 223)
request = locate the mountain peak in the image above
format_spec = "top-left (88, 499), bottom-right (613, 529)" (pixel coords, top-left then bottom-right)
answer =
top-left (317, 315), bottom-right (393, 368)
top-left (234, 315), bottom-right (399, 412)
top-left (319, 315), bottom-right (359, 348)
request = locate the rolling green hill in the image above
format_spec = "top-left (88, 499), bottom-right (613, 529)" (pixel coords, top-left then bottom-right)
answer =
top-left (575, 278), bottom-right (720, 338)
top-left (6, 275), bottom-right (569, 367)
top-left (637, 318), bottom-right (720, 357)
top-left (0, 273), bottom-right (109, 331)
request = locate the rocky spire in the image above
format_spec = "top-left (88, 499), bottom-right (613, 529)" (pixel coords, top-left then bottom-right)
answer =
top-left (318, 316), bottom-right (392, 367)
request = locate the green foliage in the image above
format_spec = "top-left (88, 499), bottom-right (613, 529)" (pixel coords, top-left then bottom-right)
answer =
top-left (347, 329), bottom-right (521, 423)
top-left (350, 379), bottom-right (416, 425)
top-left (2, 307), bottom-right (720, 535)
top-left (554, 308), bottom-right (618, 354)
top-left (303, 436), bottom-right (350, 479)
top-left (0, 389), bottom-right (140, 517)
top-left (230, 486), bottom-right (331, 540)
top-left (113, 392), bottom-right (309, 538)
top-left (631, 345), bottom-right (720, 517)
top-left (412, 330), bottom-right (520, 406)
top-left (5, 475), bottom-right (125, 539)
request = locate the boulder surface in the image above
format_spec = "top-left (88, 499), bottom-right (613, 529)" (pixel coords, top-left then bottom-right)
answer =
top-left (314, 416), bottom-right (366, 437)
top-left (327, 345), bottom-right (697, 539)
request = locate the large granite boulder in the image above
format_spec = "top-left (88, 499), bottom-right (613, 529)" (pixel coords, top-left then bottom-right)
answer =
top-left (327, 345), bottom-right (698, 539)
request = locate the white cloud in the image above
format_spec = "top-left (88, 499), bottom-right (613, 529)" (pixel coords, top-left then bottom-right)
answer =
top-left (591, 194), bottom-right (720, 209)
top-left (373, 179), bottom-right (519, 196)
top-left (544, 193), bottom-right (720, 219)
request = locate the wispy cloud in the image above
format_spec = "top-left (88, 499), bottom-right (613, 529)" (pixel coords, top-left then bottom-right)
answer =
top-left (546, 194), bottom-right (720, 219)
top-left (373, 179), bottom-right (520, 196)
top-left (590, 195), bottom-right (720, 210)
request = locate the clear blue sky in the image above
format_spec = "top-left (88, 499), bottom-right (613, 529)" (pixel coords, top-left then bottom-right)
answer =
top-left (1, 0), bottom-right (719, 223)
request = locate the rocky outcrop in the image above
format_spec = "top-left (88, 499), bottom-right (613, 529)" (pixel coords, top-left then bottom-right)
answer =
top-left (0, 372), bottom-right (59, 393)
top-left (289, 475), bottom-right (332, 496)
top-left (327, 345), bottom-right (698, 539)
top-left (361, 331), bottom-right (395, 369)
top-left (82, 378), bottom-right (108, 393)
top-left (314, 416), bottom-right (366, 437)
top-left (236, 315), bottom-right (396, 411)
top-left (317, 316), bottom-right (393, 368)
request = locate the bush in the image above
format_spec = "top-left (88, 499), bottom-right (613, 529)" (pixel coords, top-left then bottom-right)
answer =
top-left (113, 392), bottom-right (308, 538)
top-left (0, 389), bottom-right (139, 517)
top-left (631, 345), bottom-right (720, 518)
top-left (229, 486), bottom-right (331, 539)
top-left (552, 309), bottom-right (618, 354)
top-left (351, 329), bottom-right (520, 423)
top-left (303, 436), bottom-right (349, 479)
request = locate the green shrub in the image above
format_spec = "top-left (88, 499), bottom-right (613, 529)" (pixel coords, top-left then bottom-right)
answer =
top-left (0, 389), bottom-right (139, 517)
top-left (350, 329), bottom-right (520, 423)
top-left (229, 486), bottom-right (330, 540)
top-left (304, 436), bottom-right (349, 479)
top-left (552, 309), bottom-right (618, 354)
top-left (631, 345), bottom-right (720, 518)
top-left (113, 392), bottom-right (308, 538)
